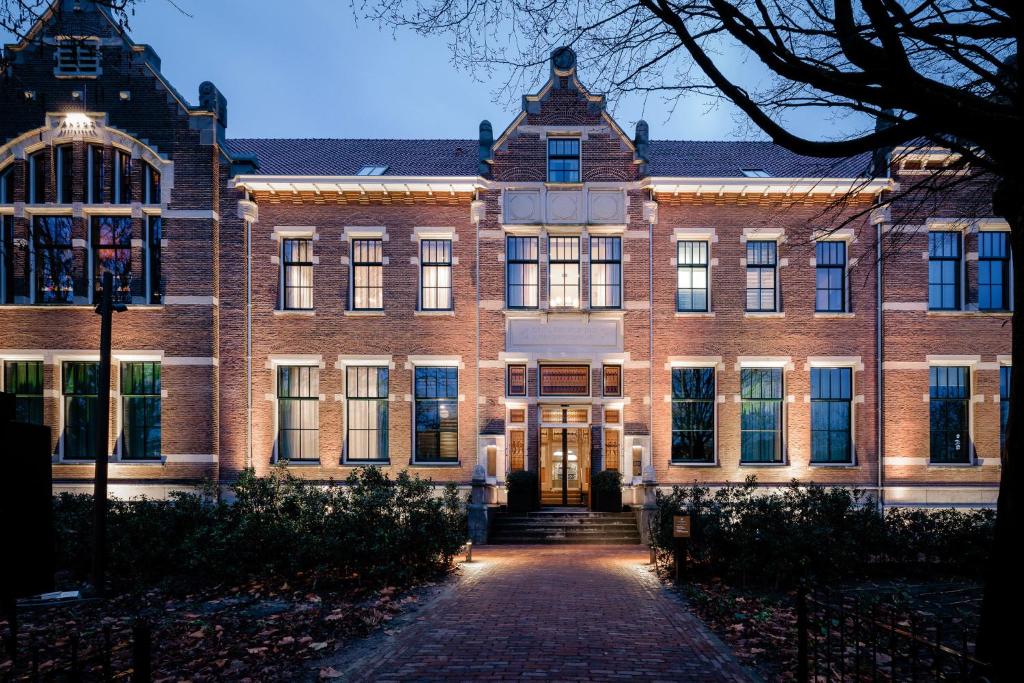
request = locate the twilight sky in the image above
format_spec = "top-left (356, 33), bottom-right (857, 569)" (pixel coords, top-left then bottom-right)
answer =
top-left (6, 0), bottom-right (864, 142)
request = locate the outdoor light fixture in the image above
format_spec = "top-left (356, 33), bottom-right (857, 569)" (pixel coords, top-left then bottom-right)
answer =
top-left (119, 90), bottom-right (131, 101)
top-left (465, 540), bottom-right (473, 563)
top-left (71, 90), bottom-right (82, 100)
top-left (24, 90), bottom-right (35, 100)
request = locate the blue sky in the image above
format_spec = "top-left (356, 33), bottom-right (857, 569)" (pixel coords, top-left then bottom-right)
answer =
top-left (7, 0), bottom-right (861, 142)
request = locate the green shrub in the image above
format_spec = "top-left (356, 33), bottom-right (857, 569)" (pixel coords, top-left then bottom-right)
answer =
top-left (506, 469), bottom-right (539, 513)
top-left (649, 477), bottom-right (992, 587)
top-left (591, 470), bottom-right (623, 512)
top-left (53, 467), bottom-right (467, 590)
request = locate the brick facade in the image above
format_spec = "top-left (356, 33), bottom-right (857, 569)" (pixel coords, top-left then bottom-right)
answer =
top-left (0, 3), bottom-right (1010, 506)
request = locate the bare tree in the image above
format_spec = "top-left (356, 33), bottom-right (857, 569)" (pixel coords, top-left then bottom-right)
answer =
top-left (363, 0), bottom-right (1020, 676)
top-left (1, 0), bottom-right (136, 40)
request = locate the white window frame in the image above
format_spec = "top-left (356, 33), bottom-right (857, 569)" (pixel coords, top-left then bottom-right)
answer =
top-left (926, 356), bottom-right (978, 466)
top-left (737, 357), bottom-right (791, 465)
top-left (337, 355), bottom-right (394, 464)
top-left (112, 353), bottom-right (164, 462)
top-left (269, 355), bottom-right (324, 464)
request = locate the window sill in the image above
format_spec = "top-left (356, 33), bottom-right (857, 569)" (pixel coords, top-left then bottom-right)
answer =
top-left (344, 310), bottom-right (385, 317)
top-left (808, 462), bottom-right (857, 468)
top-left (675, 311), bottom-right (715, 318)
top-left (669, 461), bottom-right (718, 467)
top-left (744, 312), bottom-right (785, 318)
top-left (813, 312), bottom-right (855, 319)
top-left (409, 461), bottom-right (462, 467)
top-left (274, 309), bottom-right (315, 317)
top-left (415, 310), bottom-right (455, 317)
top-left (926, 461), bottom-right (978, 468)
top-left (0, 304), bottom-right (165, 311)
top-left (275, 460), bottom-right (322, 466)
top-left (113, 459), bottom-right (165, 466)
top-left (341, 460), bottom-right (391, 466)
top-left (926, 310), bottom-right (1011, 317)
top-left (738, 461), bottom-right (788, 467)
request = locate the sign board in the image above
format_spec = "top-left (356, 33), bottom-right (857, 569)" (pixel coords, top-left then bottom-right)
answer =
top-left (673, 514), bottom-right (691, 538)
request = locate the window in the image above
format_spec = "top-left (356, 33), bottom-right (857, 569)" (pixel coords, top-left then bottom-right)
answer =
top-left (420, 239), bottom-right (452, 310)
top-left (506, 236), bottom-right (538, 308)
top-left (740, 368), bottom-right (784, 463)
top-left (0, 165), bottom-right (12, 203)
top-left (671, 368), bottom-right (715, 463)
top-left (351, 238), bottom-right (383, 310)
top-left (548, 236), bottom-right (580, 308)
top-left (63, 361), bottom-right (99, 460)
top-left (506, 364), bottom-right (527, 397)
top-left (547, 138), bottom-right (580, 183)
top-left (414, 366), bottom-right (458, 463)
top-left (92, 216), bottom-right (133, 304)
top-left (114, 149), bottom-right (131, 204)
top-left (928, 231), bottom-right (962, 310)
top-left (741, 169), bottom-right (771, 178)
top-left (356, 165), bottom-right (388, 176)
top-left (677, 241), bottom-right (709, 312)
top-left (810, 367), bottom-right (852, 463)
top-left (277, 365), bottom-right (319, 462)
top-left (88, 145), bottom-right (104, 204)
top-left (28, 151), bottom-right (46, 204)
top-left (57, 145), bottom-right (74, 204)
top-left (4, 360), bottom-right (43, 424)
top-left (34, 216), bottom-right (75, 303)
top-left (509, 429), bottom-right (526, 472)
top-left (1000, 366), bottom-right (1011, 453)
top-left (144, 162), bottom-right (161, 205)
top-left (603, 365), bottom-right (622, 397)
top-left (590, 236), bottom-right (621, 308)
top-left (121, 362), bottom-right (161, 460)
top-left (746, 241), bottom-right (778, 312)
top-left (346, 366), bottom-right (389, 462)
top-left (604, 429), bottom-right (621, 471)
top-left (147, 216), bottom-right (162, 304)
top-left (978, 232), bottom-right (1010, 311)
top-left (815, 241), bottom-right (847, 312)
top-left (539, 365), bottom-right (590, 397)
top-left (55, 38), bottom-right (100, 77)
top-left (281, 238), bottom-right (313, 310)
top-left (1, 215), bottom-right (12, 304)
top-left (930, 366), bottom-right (970, 463)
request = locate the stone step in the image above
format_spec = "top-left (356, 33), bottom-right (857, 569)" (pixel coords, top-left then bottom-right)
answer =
top-left (490, 536), bottom-right (642, 545)
top-left (493, 520), bottom-right (640, 530)
top-left (490, 507), bottom-right (641, 545)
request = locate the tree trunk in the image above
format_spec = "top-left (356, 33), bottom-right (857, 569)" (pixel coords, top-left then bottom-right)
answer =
top-left (976, 178), bottom-right (1024, 681)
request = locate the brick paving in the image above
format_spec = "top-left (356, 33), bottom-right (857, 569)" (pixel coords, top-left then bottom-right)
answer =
top-left (325, 545), bottom-right (753, 682)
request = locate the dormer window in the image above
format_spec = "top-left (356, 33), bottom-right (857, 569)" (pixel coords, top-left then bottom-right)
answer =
top-left (741, 168), bottom-right (771, 178)
top-left (356, 165), bottom-right (388, 176)
top-left (548, 138), bottom-right (580, 183)
top-left (55, 38), bottom-right (100, 78)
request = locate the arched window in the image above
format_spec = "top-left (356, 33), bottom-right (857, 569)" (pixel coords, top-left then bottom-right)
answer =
top-left (28, 150), bottom-right (47, 204)
top-left (56, 144), bottom-right (74, 204)
top-left (144, 161), bottom-right (161, 205)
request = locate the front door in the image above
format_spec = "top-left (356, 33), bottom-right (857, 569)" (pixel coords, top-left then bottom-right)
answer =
top-left (539, 406), bottom-right (590, 506)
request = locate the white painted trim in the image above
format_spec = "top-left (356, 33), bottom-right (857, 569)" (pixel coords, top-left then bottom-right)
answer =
top-left (164, 296), bottom-right (218, 305)
top-left (162, 357), bottom-right (218, 366)
top-left (162, 209), bottom-right (218, 220)
top-left (736, 356), bottom-right (793, 369)
top-left (164, 453), bottom-right (217, 463)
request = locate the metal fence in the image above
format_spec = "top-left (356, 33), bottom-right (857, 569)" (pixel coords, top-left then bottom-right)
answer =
top-left (796, 587), bottom-right (991, 682)
top-left (3, 618), bottom-right (151, 682)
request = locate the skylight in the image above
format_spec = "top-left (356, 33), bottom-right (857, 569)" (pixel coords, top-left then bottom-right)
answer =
top-left (356, 165), bottom-right (388, 176)
top-left (741, 168), bottom-right (771, 178)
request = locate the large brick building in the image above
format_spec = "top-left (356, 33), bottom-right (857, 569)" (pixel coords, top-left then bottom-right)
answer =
top-left (1, 2), bottom-right (1011, 508)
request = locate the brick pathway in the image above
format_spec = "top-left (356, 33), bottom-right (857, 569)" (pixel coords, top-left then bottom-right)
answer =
top-left (323, 545), bottom-right (753, 682)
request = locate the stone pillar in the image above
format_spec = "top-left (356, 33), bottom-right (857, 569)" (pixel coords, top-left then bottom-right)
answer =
top-left (638, 464), bottom-right (658, 546)
top-left (467, 464), bottom-right (490, 544)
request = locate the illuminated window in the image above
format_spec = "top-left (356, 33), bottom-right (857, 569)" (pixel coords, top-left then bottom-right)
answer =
top-left (815, 241), bottom-right (846, 312)
top-left (677, 241), bottom-right (708, 312)
top-left (281, 238), bottom-right (313, 310)
top-left (113, 149), bottom-right (131, 204)
top-left (414, 367), bottom-right (459, 463)
top-left (55, 38), bottom-right (100, 77)
top-left (547, 138), bottom-right (580, 183)
top-left (88, 145), bottom-right (105, 204)
top-left (34, 216), bottom-right (75, 304)
top-left (548, 236), bottom-right (580, 308)
top-left (672, 368), bottom-right (715, 463)
top-left (277, 365), bottom-right (319, 462)
top-left (604, 407), bottom-right (620, 425)
top-left (4, 360), bottom-right (43, 425)
top-left (603, 365), bottom-right (622, 397)
top-left (28, 150), bottom-right (47, 204)
top-left (590, 236), bottom-right (621, 308)
top-left (929, 366), bottom-right (970, 464)
top-left (509, 408), bottom-right (526, 424)
top-left (351, 238), bottom-right (383, 310)
top-left (810, 367), bottom-right (852, 463)
top-left (978, 232), bottom-right (1010, 311)
top-left (539, 365), bottom-right (590, 397)
top-left (121, 362), bottom-right (161, 460)
top-left (509, 429), bottom-right (525, 472)
top-left (420, 239), bottom-right (452, 310)
top-left (92, 216), bottom-right (133, 304)
top-left (63, 361), bottom-right (99, 460)
top-left (144, 162), bottom-right (161, 205)
top-left (740, 368), bottom-right (783, 463)
top-left (507, 364), bottom-right (527, 397)
top-left (604, 429), bottom-right (621, 471)
top-left (346, 366), bottom-right (389, 462)
top-left (506, 236), bottom-right (538, 308)
top-left (56, 145), bottom-right (74, 204)
top-left (746, 241), bottom-right (777, 312)
top-left (928, 232), bottom-right (961, 310)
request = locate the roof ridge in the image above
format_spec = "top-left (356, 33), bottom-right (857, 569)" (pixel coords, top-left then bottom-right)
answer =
top-left (227, 137), bottom-right (477, 143)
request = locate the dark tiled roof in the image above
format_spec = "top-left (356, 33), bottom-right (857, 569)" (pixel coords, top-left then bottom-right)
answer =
top-left (225, 138), bottom-right (479, 176)
top-left (226, 138), bottom-right (874, 179)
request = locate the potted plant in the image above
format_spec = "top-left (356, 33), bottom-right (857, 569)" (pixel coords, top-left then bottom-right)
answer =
top-left (505, 470), bottom-right (539, 513)
top-left (591, 470), bottom-right (623, 512)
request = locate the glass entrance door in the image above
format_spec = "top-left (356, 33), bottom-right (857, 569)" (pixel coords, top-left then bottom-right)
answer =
top-left (539, 405), bottom-right (590, 505)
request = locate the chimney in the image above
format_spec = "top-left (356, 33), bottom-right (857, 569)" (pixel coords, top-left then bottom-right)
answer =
top-left (198, 81), bottom-right (228, 144)
top-left (634, 120), bottom-right (650, 176)
top-left (478, 120), bottom-right (493, 177)
top-left (871, 109), bottom-right (895, 178)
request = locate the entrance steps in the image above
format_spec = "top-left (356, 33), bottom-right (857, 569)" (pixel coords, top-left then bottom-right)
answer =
top-left (540, 490), bottom-right (584, 506)
top-left (489, 508), bottom-right (642, 545)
